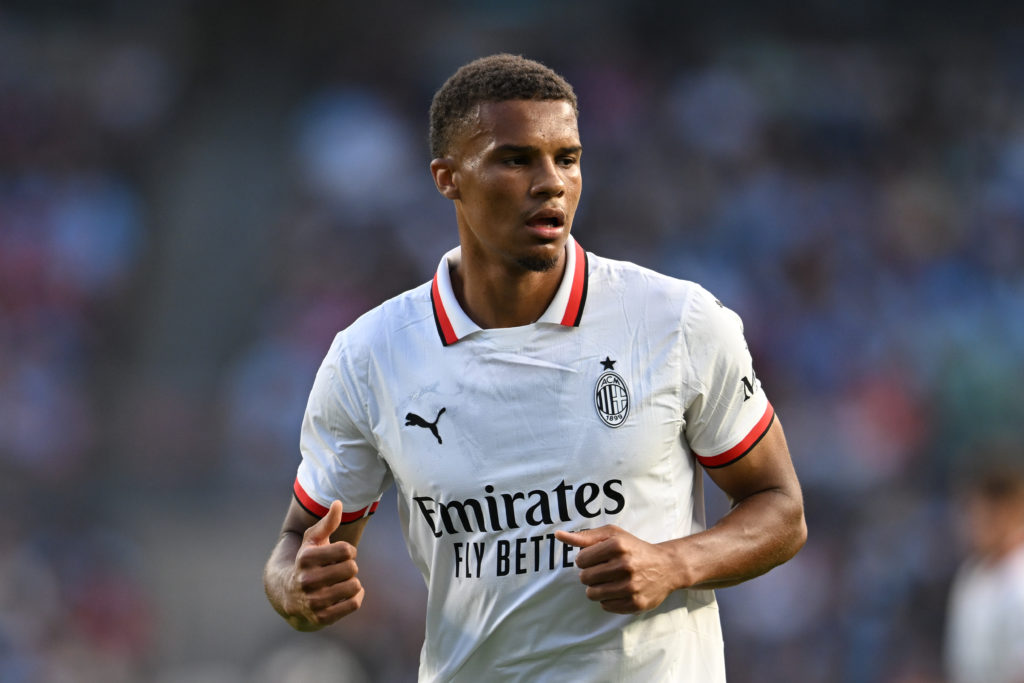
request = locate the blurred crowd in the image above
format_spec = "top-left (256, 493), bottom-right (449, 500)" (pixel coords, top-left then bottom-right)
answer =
top-left (2, 2), bottom-right (1023, 681)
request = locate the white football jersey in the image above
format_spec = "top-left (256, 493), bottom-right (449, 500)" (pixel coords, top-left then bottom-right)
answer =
top-left (946, 544), bottom-right (1024, 683)
top-left (294, 237), bottom-right (773, 682)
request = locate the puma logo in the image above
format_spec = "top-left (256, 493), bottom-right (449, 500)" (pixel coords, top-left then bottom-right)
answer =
top-left (405, 407), bottom-right (446, 444)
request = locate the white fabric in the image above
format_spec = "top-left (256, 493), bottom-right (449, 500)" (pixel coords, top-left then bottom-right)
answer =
top-left (946, 544), bottom-right (1024, 683)
top-left (295, 238), bottom-right (772, 682)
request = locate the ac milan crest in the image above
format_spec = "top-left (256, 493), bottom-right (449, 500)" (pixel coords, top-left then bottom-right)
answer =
top-left (595, 357), bottom-right (629, 428)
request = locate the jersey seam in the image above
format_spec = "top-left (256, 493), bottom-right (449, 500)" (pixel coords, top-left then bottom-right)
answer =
top-left (678, 286), bottom-right (707, 421)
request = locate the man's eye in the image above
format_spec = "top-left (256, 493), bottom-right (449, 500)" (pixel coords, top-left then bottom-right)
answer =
top-left (504, 157), bottom-right (528, 166)
top-left (558, 157), bottom-right (578, 167)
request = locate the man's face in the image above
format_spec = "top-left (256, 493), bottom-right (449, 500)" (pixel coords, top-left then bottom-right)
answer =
top-left (444, 99), bottom-right (582, 273)
top-left (963, 491), bottom-right (1024, 558)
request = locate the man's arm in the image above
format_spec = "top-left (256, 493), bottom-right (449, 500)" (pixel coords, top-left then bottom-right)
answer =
top-left (264, 499), bottom-right (370, 630)
top-left (556, 418), bottom-right (806, 613)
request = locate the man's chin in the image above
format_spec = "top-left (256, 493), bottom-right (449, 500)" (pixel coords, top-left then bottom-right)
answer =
top-left (515, 254), bottom-right (561, 272)
top-left (514, 237), bottom-right (569, 273)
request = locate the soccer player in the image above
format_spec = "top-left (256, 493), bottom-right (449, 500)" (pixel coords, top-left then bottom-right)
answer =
top-left (264, 53), bottom-right (806, 681)
top-left (945, 457), bottom-right (1024, 683)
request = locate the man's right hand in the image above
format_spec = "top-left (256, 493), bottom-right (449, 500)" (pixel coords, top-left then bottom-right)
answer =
top-left (270, 499), bottom-right (365, 630)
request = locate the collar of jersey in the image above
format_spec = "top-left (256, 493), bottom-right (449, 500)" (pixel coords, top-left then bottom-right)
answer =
top-left (430, 236), bottom-right (589, 346)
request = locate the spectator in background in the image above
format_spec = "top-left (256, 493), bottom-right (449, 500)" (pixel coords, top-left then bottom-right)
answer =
top-left (945, 447), bottom-right (1024, 683)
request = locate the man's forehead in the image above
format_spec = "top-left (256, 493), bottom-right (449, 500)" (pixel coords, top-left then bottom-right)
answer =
top-left (465, 99), bottom-right (579, 146)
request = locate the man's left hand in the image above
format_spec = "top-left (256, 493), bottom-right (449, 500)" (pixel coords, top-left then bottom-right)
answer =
top-left (555, 526), bottom-right (681, 614)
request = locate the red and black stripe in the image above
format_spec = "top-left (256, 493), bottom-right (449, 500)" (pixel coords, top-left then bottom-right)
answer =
top-left (293, 479), bottom-right (379, 523)
top-left (695, 402), bottom-right (775, 469)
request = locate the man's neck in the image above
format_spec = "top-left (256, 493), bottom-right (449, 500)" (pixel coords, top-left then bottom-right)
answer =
top-left (450, 245), bottom-right (567, 329)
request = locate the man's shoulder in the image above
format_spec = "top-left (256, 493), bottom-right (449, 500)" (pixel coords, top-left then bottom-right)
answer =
top-left (585, 250), bottom-right (741, 345)
top-left (587, 250), bottom-right (713, 307)
top-left (326, 279), bottom-right (435, 359)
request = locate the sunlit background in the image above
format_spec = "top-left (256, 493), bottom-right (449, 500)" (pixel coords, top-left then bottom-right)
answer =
top-left (2, 1), bottom-right (1023, 681)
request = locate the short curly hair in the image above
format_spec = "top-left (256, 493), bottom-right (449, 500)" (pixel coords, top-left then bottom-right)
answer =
top-left (429, 53), bottom-right (578, 159)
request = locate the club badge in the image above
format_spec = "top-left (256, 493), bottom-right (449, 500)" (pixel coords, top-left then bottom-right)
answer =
top-left (595, 356), bottom-right (629, 428)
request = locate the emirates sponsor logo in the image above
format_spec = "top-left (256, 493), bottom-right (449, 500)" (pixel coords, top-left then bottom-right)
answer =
top-left (413, 479), bottom-right (625, 539)
top-left (413, 479), bottom-right (627, 579)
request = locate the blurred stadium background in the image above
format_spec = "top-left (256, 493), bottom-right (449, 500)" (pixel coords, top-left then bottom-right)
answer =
top-left (2, 1), bottom-right (1023, 681)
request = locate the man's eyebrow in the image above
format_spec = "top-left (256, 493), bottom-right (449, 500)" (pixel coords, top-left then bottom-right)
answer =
top-left (492, 144), bottom-right (536, 155)
top-left (492, 144), bottom-right (583, 155)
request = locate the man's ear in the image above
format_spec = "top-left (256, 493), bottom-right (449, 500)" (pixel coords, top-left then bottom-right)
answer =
top-left (430, 158), bottom-right (460, 200)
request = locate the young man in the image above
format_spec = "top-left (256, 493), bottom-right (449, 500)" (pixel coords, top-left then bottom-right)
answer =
top-left (264, 54), bottom-right (806, 681)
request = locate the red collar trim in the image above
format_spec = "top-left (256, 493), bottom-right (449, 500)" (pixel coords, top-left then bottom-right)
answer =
top-left (431, 274), bottom-right (459, 346)
top-left (560, 239), bottom-right (588, 327)
top-left (430, 238), bottom-right (589, 346)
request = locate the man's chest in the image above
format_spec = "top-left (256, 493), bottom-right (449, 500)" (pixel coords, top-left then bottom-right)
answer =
top-left (364, 327), bottom-right (688, 503)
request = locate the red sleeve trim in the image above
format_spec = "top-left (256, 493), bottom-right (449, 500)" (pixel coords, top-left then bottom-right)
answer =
top-left (431, 273), bottom-right (458, 346)
top-left (695, 402), bottom-right (775, 469)
top-left (341, 500), bottom-right (379, 523)
top-left (292, 479), bottom-right (379, 522)
top-left (293, 479), bottom-right (330, 517)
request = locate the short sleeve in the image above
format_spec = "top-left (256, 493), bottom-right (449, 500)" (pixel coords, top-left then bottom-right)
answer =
top-left (293, 333), bottom-right (392, 521)
top-left (682, 287), bottom-right (774, 469)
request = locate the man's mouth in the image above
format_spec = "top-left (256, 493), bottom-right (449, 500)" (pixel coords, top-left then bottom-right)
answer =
top-left (525, 209), bottom-right (565, 229)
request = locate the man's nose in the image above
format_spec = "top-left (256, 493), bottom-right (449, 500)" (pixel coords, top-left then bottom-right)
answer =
top-left (530, 158), bottom-right (566, 197)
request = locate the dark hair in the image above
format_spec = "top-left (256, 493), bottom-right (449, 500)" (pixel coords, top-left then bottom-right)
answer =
top-left (969, 466), bottom-right (1024, 502)
top-left (429, 53), bottom-right (578, 159)
top-left (957, 436), bottom-right (1024, 502)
